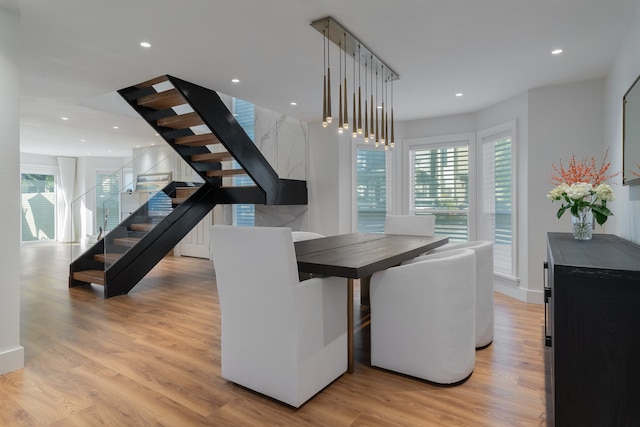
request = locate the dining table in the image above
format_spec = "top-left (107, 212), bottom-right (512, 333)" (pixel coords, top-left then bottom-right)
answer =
top-left (294, 232), bottom-right (449, 373)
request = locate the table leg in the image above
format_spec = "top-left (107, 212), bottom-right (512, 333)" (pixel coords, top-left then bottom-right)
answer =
top-left (360, 275), bottom-right (371, 306)
top-left (347, 278), bottom-right (354, 374)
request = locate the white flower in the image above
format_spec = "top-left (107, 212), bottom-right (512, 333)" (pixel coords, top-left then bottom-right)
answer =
top-left (565, 182), bottom-right (593, 200)
top-left (547, 183), bottom-right (569, 200)
top-left (594, 183), bottom-right (615, 201)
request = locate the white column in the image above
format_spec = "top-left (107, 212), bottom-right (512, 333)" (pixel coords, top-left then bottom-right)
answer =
top-left (0, 5), bottom-right (24, 375)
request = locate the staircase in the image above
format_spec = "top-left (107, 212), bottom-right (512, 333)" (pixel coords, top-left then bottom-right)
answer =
top-left (69, 75), bottom-right (307, 297)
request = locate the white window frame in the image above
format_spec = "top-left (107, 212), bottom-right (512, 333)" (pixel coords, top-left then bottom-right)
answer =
top-left (351, 143), bottom-right (392, 232)
top-left (477, 121), bottom-right (518, 281)
top-left (403, 133), bottom-right (477, 240)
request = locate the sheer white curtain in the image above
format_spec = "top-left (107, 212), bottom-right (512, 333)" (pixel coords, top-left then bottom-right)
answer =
top-left (57, 156), bottom-right (76, 242)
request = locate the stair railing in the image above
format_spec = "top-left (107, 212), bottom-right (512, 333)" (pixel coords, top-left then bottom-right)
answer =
top-left (68, 147), bottom-right (182, 266)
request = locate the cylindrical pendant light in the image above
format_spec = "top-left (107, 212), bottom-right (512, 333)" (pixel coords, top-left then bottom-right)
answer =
top-left (364, 58), bottom-right (369, 143)
top-left (326, 20), bottom-right (332, 124)
top-left (338, 41), bottom-right (343, 133)
top-left (390, 77), bottom-right (395, 148)
top-left (322, 28), bottom-right (327, 127)
top-left (343, 33), bottom-right (348, 130)
top-left (370, 55), bottom-right (374, 141)
top-left (352, 52), bottom-right (357, 138)
top-left (357, 44), bottom-right (363, 135)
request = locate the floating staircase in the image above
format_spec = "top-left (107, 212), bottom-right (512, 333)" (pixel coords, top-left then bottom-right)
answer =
top-left (70, 75), bottom-right (307, 297)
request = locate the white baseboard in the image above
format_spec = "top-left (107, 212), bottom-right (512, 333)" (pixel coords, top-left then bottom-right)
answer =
top-left (494, 274), bottom-right (544, 305)
top-left (0, 346), bottom-right (24, 375)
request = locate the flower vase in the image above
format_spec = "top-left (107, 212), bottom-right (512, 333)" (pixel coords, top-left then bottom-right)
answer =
top-left (572, 208), bottom-right (593, 240)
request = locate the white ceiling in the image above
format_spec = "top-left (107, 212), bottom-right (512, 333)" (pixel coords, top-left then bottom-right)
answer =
top-left (9, 0), bottom-right (639, 158)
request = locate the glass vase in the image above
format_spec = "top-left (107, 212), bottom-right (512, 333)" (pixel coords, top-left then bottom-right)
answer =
top-left (571, 208), bottom-right (593, 240)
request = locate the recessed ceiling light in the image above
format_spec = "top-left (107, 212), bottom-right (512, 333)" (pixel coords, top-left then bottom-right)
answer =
top-left (290, 102), bottom-right (297, 106)
top-left (80, 139), bottom-right (86, 142)
top-left (231, 78), bottom-right (240, 83)
top-left (551, 48), bottom-right (563, 55)
top-left (455, 93), bottom-right (464, 97)
top-left (140, 41), bottom-right (151, 48)
top-left (113, 126), bottom-right (119, 129)
top-left (61, 117), bottom-right (69, 120)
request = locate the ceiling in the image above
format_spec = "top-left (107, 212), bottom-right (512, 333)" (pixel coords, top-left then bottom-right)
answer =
top-left (7, 0), bottom-right (639, 158)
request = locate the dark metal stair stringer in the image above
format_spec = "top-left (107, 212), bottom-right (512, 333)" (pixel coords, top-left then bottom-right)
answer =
top-left (103, 183), bottom-right (217, 297)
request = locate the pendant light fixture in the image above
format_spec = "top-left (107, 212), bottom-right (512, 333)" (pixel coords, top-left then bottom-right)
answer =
top-left (357, 44), bottom-right (363, 136)
top-left (370, 54), bottom-right (374, 142)
top-left (338, 40), bottom-right (343, 133)
top-left (322, 27), bottom-right (328, 128)
top-left (364, 57), bottom-right (369, 143)
top-left (343, 32), bottom-right (348, 131)
top-left (352, 51), bottom-right (357, 138)
top-left (311, 17), bottom-right (399, 146)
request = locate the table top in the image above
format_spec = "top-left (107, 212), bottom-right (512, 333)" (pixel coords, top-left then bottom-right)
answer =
top-left (294, 233), bottom-right (449, 279)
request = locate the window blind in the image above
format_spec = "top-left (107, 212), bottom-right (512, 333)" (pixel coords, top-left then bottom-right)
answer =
top-left (232, 98), bottom-right (255, 227)
top-left (482, 134), bottom-right (513, 276)
top-left (356, 148), bottom-right (387, 233)
top-left (411, 145), bottom-right (469, 241)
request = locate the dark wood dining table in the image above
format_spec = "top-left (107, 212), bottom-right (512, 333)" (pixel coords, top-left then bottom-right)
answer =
top-left (294, 232), bottom-right (449, 373)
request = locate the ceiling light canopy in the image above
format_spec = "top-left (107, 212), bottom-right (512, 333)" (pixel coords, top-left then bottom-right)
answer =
top-left (311, 16), bottom-right (399, 149)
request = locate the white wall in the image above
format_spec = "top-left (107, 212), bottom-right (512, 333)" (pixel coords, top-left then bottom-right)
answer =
top-left (527, 79), bottom-right (606, 301)
top-left (308, 122), bottom-right (353, 236)
top-left (0, 6), bottom-right (24, 375)
top-left (605, 2), bottom-right (640, 243)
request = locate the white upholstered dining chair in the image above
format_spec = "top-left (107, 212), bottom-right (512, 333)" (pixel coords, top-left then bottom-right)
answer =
top-left (370, 248), bottom-right (476, 384)
top-left (210, 225), bottom-right (347, 407)
top-left (428, 240), bottom-right (494, 349)
top-left (384, 214), bottom-right (435, 236)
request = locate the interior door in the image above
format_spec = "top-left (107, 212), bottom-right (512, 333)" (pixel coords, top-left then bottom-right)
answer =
top-left (179, 211), bottom-right (212, 258)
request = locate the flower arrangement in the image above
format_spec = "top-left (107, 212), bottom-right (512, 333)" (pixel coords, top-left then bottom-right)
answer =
top-left (547, 150), bottom-right (617, 227)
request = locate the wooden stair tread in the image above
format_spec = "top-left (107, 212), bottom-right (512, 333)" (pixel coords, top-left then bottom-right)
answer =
top-left (72, 270), bottom-right (105, 285)
top-left (157, 112), bottom-right (203, 129)
top-left (130, 223), bottom-right (155, 232)
top-left (94, 253), bottom-right (123, 264)
top-left (112, 237), bottom-right (141, 247)
top-left (191, 152), bottom-right (233, 163)
top-left (137, 89), bottom-right (185, 110)
top-left (175, 187), bottom-right (199, 198)
top-left (135, 75), bottom-right (169, 89)
top-left (206, 169), bottom-right (247, 177)
top-left (175, 133), bottom-right (220, 146)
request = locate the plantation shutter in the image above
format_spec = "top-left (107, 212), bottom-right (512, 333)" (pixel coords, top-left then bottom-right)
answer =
top-left (356, 148), bottom-right (387, 232)
top-left (481, 131), bottom-right (514, 276)
top-left (411, 145), bottom-right (469, 241)
top-left (232, 98), bottom-right (255, 227)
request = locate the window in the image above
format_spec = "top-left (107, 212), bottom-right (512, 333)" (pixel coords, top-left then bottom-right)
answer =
top-left (232, 98), bottom-right (255, 226)
top-left (21, 172), bottom-right (56, 241)
top-left (478, 122), bottom-right (516, 277)
top-left (409, 137), bottom-right (471, 241)
top-left (355, 147), bottom-right (388, 232)
top-left (96, 171), bottom-right (120, 232)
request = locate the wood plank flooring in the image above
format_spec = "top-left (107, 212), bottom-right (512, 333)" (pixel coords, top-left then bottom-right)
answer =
top-left (1, 243), bottom-right (548, 426)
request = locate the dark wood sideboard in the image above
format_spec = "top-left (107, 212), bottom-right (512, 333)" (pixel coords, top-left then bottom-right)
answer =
top-left (545, 233), bottom-right (640, 427)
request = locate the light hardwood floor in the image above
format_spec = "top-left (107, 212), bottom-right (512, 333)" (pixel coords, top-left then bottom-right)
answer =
top-left (1, 243), bottom-right (548, 426)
